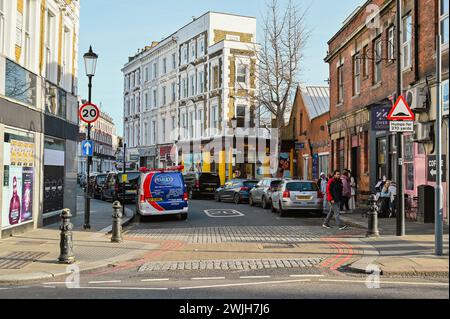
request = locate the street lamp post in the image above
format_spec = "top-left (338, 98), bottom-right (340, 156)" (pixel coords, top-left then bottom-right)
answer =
top-left (83, 46), bottom-right (98, 230)
top-left (231, 116), bottom-right (238, 177)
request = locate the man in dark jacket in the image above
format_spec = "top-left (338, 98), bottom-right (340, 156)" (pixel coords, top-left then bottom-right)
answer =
top-left (323, 170), bottom-right (348, 230)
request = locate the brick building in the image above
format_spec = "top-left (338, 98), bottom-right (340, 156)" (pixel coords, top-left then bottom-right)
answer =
top-left (282, 86), bottom-right (330, 180)
top-left (325, 0), bottom-right (449, 218)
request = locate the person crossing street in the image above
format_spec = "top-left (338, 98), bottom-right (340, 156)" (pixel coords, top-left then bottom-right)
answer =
top-left (323, 170), bottom-right (348, 230)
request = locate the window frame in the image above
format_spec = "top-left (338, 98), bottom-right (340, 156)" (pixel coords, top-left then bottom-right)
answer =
top-left (353, 52), bottom-right (361, 96)
top-left (337, 64), bottom-right (344, 103)
top-left (387, 26), bottom-right (395, 62)
top-left (440, 0), bottom-right (449, 48)
top-left (401, 14), bottom-right (412, 70)
top-left (373, 37), bottom-right (382, 84)
top-left (0, 0), bottom-right (5, 54)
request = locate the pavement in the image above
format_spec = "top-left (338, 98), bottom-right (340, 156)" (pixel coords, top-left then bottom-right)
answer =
top-left (0, 195), bottom-right (150, 284)
top-left (339, 209), bottom-right (450, 277)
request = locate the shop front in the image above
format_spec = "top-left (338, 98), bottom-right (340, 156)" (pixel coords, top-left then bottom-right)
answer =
top-left (43, 137), bottom-right (66, 222)
top-left (1, 128), bottom-right (36, 235)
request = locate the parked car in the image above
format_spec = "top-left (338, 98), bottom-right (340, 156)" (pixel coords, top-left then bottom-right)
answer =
top-left (136, 167), bottom-right (188, 221)
top-left (78, 173), bottom-right (87, 188)
top-left (271, 180), bottom-right (324, 217)
top-left (184, 172), bottom-right (221, 199)
top-left (249, 178), bottom-right (283, 209)
top-left (88, 173), bottom-right (108, 199)
top-left (102, 171), bottom-right (141, 202)
top-left (214, 179), bottom-right (259, 204)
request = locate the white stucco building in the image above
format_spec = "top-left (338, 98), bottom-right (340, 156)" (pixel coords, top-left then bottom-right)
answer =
top-left (122, 12), bottom-right (270, 184)
top-left (0, 0), bottom-right (80, 236)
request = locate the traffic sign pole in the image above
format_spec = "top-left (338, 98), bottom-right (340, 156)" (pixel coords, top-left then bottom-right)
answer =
top-left (395, 0), bottom-right (405, 237)
top-left (83, 76), bottom-right (94, 230)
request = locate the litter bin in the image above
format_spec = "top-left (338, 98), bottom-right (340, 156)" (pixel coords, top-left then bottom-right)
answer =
top-left (418, 185), bottom-right (435, 223)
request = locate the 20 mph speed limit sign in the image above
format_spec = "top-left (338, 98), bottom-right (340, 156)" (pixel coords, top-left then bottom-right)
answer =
top-left (79, 103), bottom-right (100, 124)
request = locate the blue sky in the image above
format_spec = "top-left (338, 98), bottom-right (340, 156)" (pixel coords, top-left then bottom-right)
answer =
top-left (78, 0), bottom-right (364, 134)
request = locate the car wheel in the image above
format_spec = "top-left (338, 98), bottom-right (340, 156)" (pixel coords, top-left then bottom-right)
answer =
top-left (279, 201), bottom-right (287, 217)
top-left (271, 201), bottom-right (277, 213)
top-left (249, 195), bottom-right (255, 207)
top-left (178, 213), bottom-right (188, 221)
top-left (262, 196), bottom-right (268, 209)
top-left (234, 194), bottom-right (241, 205)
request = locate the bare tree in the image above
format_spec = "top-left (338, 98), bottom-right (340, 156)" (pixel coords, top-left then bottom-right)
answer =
top-left (256, 0), bottom-right (310, 142)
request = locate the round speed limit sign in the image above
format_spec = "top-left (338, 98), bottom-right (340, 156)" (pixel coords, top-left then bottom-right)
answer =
top-left (79, 103), bottom-right (100, 124)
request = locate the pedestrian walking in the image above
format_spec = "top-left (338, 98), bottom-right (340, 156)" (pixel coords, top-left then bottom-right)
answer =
top-left (317, 172), bottom-right (329, 213)
top-left (340, 170), bottom-right (351, 213)
top-left (323, 170), bottom-right (348, 230)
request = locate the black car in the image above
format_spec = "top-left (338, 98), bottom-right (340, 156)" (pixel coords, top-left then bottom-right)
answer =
top-left (215, 179), bottom-right (259, 204)
top-left (102, 171), bottom-right (141, 202)
top-left (88, 173), bottom-right (108, 199)
top-left (184, 172), bottom-right (221, 199)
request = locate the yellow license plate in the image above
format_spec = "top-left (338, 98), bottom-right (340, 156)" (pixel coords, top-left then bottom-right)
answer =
top-left (296, 195), bottom-right (312, 201)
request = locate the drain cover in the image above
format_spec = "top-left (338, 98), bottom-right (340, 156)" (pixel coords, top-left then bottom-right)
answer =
top-left (0, 252), bottom-right (49, 269)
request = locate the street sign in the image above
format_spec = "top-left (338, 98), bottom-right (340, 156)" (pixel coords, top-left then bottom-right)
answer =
top-left (387, 96), bottom-right (415, 121)
top-left (427, 155), bottom-right (447, 182)
top-left (79, 103), bottom-right (100, 124)
top-left (81, 140), bottom-right (94, 157)
top-left (371, 106), bottom-right (391, 131)
top-left (390, 121), bottom-right (414, 132)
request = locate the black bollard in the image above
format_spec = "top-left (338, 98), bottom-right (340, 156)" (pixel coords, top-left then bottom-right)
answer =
top-left (366, 195), bottom-right (380, 237)
top-left (111, 201), bottom-right (123, 243)
top-left (58, 209), bottom-right (75, 264)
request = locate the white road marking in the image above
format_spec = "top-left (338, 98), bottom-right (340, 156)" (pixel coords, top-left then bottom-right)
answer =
top-left (319, 279), bottom-right (449, 287)
top-left (204, 209), bottom-right (245, 218)
top-left (239, 276), bottom-right (271, 279)
top-left (141, 278), bottom-right (170, 282)
top-left (290, 275), bottom-right (325, 278)
top-left (43, 282), bottom-right (68, 285)
top-left (88, 280), bottom-right (122, 284)
top-left (179, 279), bottom-right (311, 290)
top-left (191, 277), bottom-right (226, 281)
top-left (78, 286), bottom-right (168, 291)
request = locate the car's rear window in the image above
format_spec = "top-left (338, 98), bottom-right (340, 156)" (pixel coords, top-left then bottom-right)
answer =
top-left (119, 172), bottom-right (140, 183)
top-left (244, 180), bottom-right (259, 187)
top-left (270, 180), bottom-right (282, 188)
top-left (286, 182), bottom-right (318, 192)
top-left (199, 173), bottom-right (220, 183)
top-left (97, 176), bottom-right (107, 183)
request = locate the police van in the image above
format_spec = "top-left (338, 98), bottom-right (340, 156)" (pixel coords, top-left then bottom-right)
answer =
top-left (136, 166), bottom-right (188, 220)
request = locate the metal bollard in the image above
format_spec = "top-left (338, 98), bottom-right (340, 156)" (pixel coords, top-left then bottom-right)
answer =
top-left (58, 209), bottom-right (75, 264)
top-left (366, 195), bottom-right (380, 237)
top-left (111, 201), bottom-right (123, 243)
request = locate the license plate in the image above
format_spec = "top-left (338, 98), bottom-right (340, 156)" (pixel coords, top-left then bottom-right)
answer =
top-left (296, 195), bottom-right (312, 201)
top-left (205, 188), bottom-right (214, 191)
top-left (126, 190), bottom-right (137, 194)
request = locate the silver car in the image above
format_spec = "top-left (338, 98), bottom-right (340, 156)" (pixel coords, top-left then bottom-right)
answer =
top-left (271, 180), bottom-right (324, 217)
top-left (249, 178), bottom-right (283, 209)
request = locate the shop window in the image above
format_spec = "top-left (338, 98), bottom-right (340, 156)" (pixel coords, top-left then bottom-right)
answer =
top-left (377, 137), bottom-right (387, 180)
top-left (2, 129), bottom-right (35, 230)
top-left (5, 59), bottom-right (37, 107)
top-left (43, 137), bottom-right (65, 215)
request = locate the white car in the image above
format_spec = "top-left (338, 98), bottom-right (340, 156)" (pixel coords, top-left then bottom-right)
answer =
top-left (271, 180), bottom-right (324, 217)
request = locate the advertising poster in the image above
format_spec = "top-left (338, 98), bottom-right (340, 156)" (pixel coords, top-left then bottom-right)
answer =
top-left (21, 167), bottom-right (34, 222)
top-left (2, 166), bottom-right (23, 229)
top-left (277, 153), bottom-right (291, 178)
top-left (2, 134), bottom-right (35, 230)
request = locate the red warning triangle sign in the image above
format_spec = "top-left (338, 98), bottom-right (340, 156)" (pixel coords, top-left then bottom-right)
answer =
top-left (387, 95), bottom-right (415, 121)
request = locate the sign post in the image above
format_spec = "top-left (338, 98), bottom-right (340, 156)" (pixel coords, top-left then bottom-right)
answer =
top-left (79, 102), bottom-right (100, 230)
